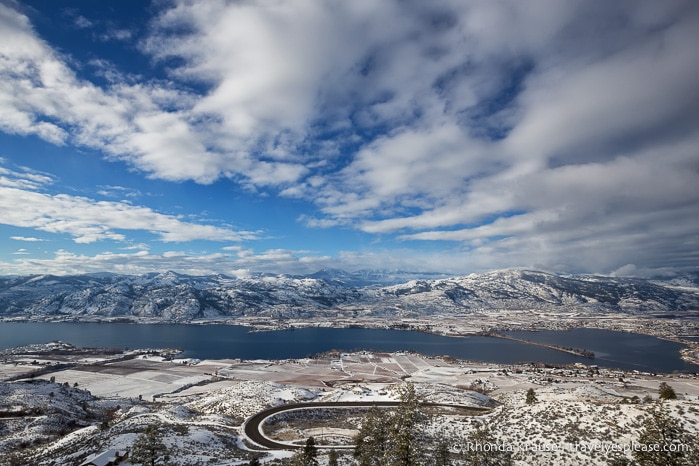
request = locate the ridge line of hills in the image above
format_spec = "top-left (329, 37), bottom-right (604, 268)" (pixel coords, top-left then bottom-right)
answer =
top-left (1, 268), bottom-right (698, 321)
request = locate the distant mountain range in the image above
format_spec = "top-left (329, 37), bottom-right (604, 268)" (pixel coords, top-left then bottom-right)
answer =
top-left (0, 269), bottom-right (697, 321)
top-left (307, 267), bottom-right (452, 287)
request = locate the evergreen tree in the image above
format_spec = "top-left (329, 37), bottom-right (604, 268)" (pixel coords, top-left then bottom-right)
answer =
top-left (354, 383), bottom-right (428, 466)
top-left (633, 405), bottom-right (699, 466)
top-left (525, 388), bottom-right (537, 404)
top-left (354, 406), bottom-right (391, 466)
top-left (301, 436), bottom-right (319, 466)
top-left (130, 423), bottom-right (170, 466)
top-left (387, 382), bottom-right (425, 466)
top-left (462, 424), bottom-right (512, 466)
top-left (327, 448), bottom-right (339, 466)
top-left (658, 382), bottom-right (678, 400)
top-left (434, 437), bottom-right (451, 466)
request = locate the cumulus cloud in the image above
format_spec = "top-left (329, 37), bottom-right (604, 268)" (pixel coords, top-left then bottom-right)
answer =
top-left (0, 2), bottom-right (306, 186)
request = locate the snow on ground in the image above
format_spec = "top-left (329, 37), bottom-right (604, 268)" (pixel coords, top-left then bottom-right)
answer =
top-left (0, 362), bottom-right (34, 379)
top-left (36, 364), bottom-right (213, 401)
top-left (2, 350), bottom-right (699, 465)
top-left (41, 425), bottom-right (100, 452)
top-left (0, 379), bottom-right (119, 461)
top-left (319, 383), bottom-right (395, 403)
top-left (183, 380), bottom-right (321, 423)
top-left (315, 381), bottom-right (496, 408)
top-left (421, 382), bottom-right (699, 466)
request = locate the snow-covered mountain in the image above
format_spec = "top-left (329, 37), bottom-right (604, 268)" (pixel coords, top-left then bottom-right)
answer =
top-left (0, 269), bottom-right (697, 321)
top-left (0, 271), bottom-right (361, 320)
top-left (379, 269), bottom-right (699, 315)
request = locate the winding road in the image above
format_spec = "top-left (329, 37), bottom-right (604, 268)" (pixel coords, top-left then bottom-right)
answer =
top-left (243, 401), bottom-right (492, 450)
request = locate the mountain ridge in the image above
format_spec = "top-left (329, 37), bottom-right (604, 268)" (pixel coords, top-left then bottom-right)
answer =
top-left (0, 269), bottom-right (697, 322)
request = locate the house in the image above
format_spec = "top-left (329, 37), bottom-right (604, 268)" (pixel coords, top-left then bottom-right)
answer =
top-left (79, 449), bottom-right (128, 466)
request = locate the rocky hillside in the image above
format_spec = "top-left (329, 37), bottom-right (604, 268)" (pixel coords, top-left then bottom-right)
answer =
top-left (0, 269), bottom-right (697, 321)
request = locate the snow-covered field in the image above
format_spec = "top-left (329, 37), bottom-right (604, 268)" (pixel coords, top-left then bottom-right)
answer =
top-left (1, 348), bottom-right (698, 465)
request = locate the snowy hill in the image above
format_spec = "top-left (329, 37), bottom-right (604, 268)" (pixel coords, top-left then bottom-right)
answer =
top-left (380, 269), bottom-right (699, 315)
top-left (0, 269), bottom-right (697, 321)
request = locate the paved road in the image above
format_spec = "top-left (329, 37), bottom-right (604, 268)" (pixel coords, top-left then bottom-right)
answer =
top-left (243, 401), bottom-right (491, 450)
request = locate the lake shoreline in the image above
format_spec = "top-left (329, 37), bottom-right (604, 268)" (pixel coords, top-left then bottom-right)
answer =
top-left (1, 319), bottom-right (697, 373)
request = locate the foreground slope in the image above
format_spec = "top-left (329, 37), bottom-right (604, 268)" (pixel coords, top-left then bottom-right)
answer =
top-left (1, 349), bottom-right (698, 465)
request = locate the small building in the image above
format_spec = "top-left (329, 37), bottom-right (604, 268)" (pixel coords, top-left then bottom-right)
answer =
top-left (79, 449), bottom-right (128, 466)
top-left (352, 385), bottom-right (371, 395)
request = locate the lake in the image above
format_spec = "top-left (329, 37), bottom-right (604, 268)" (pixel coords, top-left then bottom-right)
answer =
top-left (0, 322), bottom-right (696, 373)
top-left (504, 328), bottom-right (698, 373)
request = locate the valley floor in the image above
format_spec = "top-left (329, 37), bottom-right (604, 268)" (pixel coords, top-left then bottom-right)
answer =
top-left (1, 341), bottom-right (699, 465)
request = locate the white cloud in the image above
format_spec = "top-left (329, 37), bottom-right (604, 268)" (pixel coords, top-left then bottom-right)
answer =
top-left (299, 0), bottom-right (699, 274)
top-left (0, 164), bottom-right (257, 244)
top-left (121, 243), bottom-right (150, 251)
top-left (505, 9), bottom-right (699, 167)
top-left (0, 245), bottom-right (469, 277)
top-left (99, 28), bottom-right (132, 42)
top-left (0, 2), bottom-right (307, 187)
top-left (96, 185), bottom-right (142, 199)
top-left (0, 247), bottom-right (325, 277)
top-left (73, 15), bottom-right (92, 29)
top-left (10, 236), bottom-right (45, 242)
top-left (0, 186), bottom-right (257, 243)
top-left (324, 124), bottom-right (497, 219)
top-left (0, 163), bottom-right (56, 190)
top-left (610, 264), bottom-right (679, 279)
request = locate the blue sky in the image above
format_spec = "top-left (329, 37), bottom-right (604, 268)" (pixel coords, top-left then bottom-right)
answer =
top-left (1, 0), bottom-right (698, 278)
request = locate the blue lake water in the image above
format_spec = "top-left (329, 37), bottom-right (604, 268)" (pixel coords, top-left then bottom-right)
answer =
top-left (504, 328), bottom-right (698, 373)
top-left (0, 322), bottom-right (696, 373)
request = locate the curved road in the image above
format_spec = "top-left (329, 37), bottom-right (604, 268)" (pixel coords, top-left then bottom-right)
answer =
top-left (243, 401), bottom-right (491, 450)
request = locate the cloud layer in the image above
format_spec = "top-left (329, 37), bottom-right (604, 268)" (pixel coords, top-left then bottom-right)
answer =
top-left (1, 0), bottom-right (698, 275)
